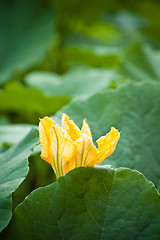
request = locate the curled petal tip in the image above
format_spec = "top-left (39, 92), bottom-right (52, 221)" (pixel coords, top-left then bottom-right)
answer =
top-left (95, 127), bottom-right (120, 165)
top-left (62, 114), bottom-right (81, 141)
top-left (81, 119), bottom-right (92, 138)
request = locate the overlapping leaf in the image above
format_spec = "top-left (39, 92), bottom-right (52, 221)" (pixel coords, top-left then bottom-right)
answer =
top-left (0, 124), bottom-right (33, 149)
top-left (63, 39), bottom-right (121, 68)
top-left (0, 127), bottom-right (39, 232)
top-left (0, 82), bottom-right (70, 124)
top-left (53, 81), bottom-right (160, 188)
top-left (25, 66), bottom-right (125, 98)
top-left (120, 42), bottom-right (160, 81)
top-left (4, 166), bottom-right (160, 240)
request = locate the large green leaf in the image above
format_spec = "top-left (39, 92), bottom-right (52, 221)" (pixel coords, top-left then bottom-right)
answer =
top-left (0, 82), bottom-right (70, 124)
top-left (0, 127), bottom-right (39, 232)
top-left (4, 166), bottom-right (160, 239)
top-left (53, 81), bottom-right (160, 188)
top-left (25, 66), bottom-right (125, 98)
top-left (0, 0), bottom-right (55, 85)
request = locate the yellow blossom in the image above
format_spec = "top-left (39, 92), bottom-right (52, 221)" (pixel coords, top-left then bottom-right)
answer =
top-left (39, 114), bottom-right (120, 178)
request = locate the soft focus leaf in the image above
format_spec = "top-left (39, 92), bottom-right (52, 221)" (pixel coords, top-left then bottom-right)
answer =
top-left (25, 66), bottom-right (125, 98)
top-left (0, 127), bottom-right (39, 232)
top-left (0, 82), bottom-right (70, 124)
top-left (120, 42), bottom-right (160, 81)
top-left (63, 40), bottom-right (121, 68)
top-left (105, 10), bottom-right (148, 32)
top-left (0, 0), bottom-right (56, 84)
top-left (0, 117), bottom-right (10, 125)
top-left (55, 0), bottom-right (160, 42)
top-left (4, 166), bottom-right (160, 239)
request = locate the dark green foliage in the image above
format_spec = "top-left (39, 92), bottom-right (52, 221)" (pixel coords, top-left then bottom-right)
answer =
top-left (1, 0), bottom-right (160, 239)
top-left (4, 166), bottom-right (160, 240)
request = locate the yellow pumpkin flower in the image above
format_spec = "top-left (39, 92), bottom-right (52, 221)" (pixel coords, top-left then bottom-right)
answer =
top-left (39, 114), bottom-right (120, 178)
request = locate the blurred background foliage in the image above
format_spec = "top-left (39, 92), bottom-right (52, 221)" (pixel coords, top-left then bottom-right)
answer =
top-left (1, 0), bottom-right (160, 212)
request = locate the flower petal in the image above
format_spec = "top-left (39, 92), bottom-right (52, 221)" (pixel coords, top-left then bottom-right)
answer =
top-left (95, 127), bottom-right (120, 165)
top-left (62, 113), bottom-right (81, 141)
top-left (75, 133), bottom-right (97, 167)
top-left (81, 119), bottom-right (92, 138)
top-left (50, 124), bottom-right (76, 177)
top-left (39, 117), bottom-right (56, 164)
top-left (39, 116), bottom-right (76, 177)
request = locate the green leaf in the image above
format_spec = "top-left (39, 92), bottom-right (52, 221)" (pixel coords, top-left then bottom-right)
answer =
top-left (55, 0), bottom-right (160, 42)
top-left (25, 66), bottom-right (126, 98)
top-left (4, 166), bottom-right (160, 239)
top-left (119, 42), bottom-right (160, 81)
top-left (0, 117), bottom-right (10, 125)
top-left (0, 82), bottom-right (70, 124)
top-left (0, 127), bottom-right (39, 232)
top-left (105, 11), bottom-right (148, 32)
top-left (69, 21), bottom-right (124, 44)
top-left (0, 0), bottom-right (56, 85)
top-left (0, 124), bottom-right (33, 149)
top-left (53, 81), bottom-right (160, 188)
top-left (63, 41), bottom-right (121, 68)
